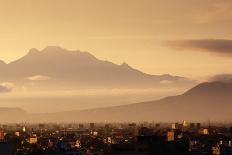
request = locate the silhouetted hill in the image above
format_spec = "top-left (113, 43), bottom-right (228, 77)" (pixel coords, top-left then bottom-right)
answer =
top-left (1, 81), bottom-right (232, 122)
top-left (0, 60), bottom-right (6, 65)
top-left (33, 81), bottom-right (232, 122)
top-left (0, 60), bottom-right (6, 69)
top-left (184, 81), bottom-right (232, 97)
top-left (0, 46), bottom-right (195, 90)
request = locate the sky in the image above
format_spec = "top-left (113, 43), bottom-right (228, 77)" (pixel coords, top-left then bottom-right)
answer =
top-left (0, 0), bottom-right (232, 79)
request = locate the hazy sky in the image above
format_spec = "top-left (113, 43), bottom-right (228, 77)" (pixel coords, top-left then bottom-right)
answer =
top-left (0, 0), bottom-right (232, 79)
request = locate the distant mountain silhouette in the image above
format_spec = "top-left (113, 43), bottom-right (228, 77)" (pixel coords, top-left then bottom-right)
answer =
top-left (0, 60), bottom-right (6, 70)
top-left (1, 81), bottom-right (232, 122)
top-left (0, 46), bottom-right (195, 90)
top-left (32, 81), bottom-right (232, 122)
top-left (0, 60), bottom-right (6, 65)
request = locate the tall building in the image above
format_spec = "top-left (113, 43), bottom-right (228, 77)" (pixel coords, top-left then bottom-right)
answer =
top-left (167, 131), bottom-right (175, 142)
top-left (183, 121), bottom-right (189, 128)
top-left (0, 131), bottom-right (4, 141)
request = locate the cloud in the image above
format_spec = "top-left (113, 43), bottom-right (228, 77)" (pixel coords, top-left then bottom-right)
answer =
top-left (0, 82), bottom-right (15, 93)
top-left (27, 75), bottom-right (51, 81)
top-left (166, 39), bottom-right (232, 56)
top-left (209, 74), bottom-right (232, 83)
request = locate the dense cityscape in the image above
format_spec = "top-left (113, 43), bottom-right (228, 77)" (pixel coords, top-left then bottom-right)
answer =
top-left (1, 121), bottom-right (232, 155)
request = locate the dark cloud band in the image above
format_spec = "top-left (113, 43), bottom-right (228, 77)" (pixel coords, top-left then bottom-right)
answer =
top-left (166, 39), bottom-right (232, 56)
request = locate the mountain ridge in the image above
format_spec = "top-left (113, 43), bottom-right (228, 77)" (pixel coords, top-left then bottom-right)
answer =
top-left (0, 46), bottom-right (196, 90)
top-left (0, 81), bottom-right (231, 123)
top-left (39, 81), bottom-right (232, 122)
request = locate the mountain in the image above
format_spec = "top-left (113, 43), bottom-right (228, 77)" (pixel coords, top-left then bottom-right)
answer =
top-left (1, 81), bottom-right (232, 122)
top-left (0, 46), bottom-right (195, 90)
top-left (31, 81), bottom-right (232, 122)
top-left (0, 60), bottom-right (6, 65)
top-left (0, 60), bottom-right (6, 70)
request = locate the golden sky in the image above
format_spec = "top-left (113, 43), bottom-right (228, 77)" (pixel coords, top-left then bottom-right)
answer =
top-left (0, 0), bottom-right (232, 79)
